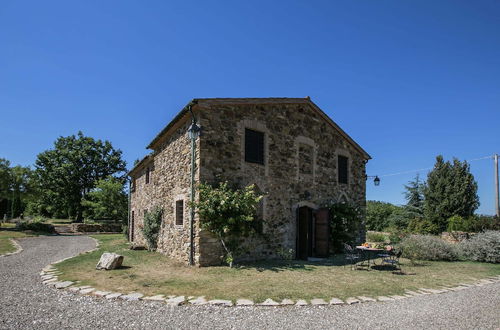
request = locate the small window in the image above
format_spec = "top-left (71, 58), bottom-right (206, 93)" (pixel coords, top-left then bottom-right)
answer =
top-left (145, 167), bottom-right (150, 184)
top-left (175, 200), bottom-right (184, 225)
top-left (338, 155), bottom-right (348, 184)
top-left (245, 128), bottom-right (265, 165)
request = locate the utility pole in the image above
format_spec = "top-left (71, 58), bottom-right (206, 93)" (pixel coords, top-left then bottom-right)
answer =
top-left (495, 154), bottom-right (499, 217)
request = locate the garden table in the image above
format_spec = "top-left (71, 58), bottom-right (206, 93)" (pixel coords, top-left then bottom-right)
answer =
top-left (355, 246), bottom-right (385, 269)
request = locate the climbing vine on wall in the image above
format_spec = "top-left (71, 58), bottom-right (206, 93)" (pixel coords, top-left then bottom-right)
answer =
top-left (328, 203), bottom-right (363, 253)
top-left (142, 206), bottom-right (163, 251)
top-left (191, 181), bottom-right (263, 267)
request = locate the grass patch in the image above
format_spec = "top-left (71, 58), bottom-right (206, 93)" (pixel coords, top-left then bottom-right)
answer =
top-left (57, 234), bottom-right (500, 302)
top-left (0, 229), bottom-right (38, 255)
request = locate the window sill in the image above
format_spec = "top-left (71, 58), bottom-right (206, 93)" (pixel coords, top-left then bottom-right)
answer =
top-left (245, 160), bottom-right (265, 166)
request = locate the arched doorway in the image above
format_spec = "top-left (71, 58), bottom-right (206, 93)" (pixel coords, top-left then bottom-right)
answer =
top-left (296, 205), bottom-right (329, 260)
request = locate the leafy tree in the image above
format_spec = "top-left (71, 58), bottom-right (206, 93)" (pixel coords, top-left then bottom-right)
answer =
top-left (395, 174), bottom-right (426, 232)
top-left (404, 174), bottom-right (425, 212)
top-left (192, 182), bottom-right (262, 267)
top-left (0, 159), bottom-right (11, 218)
top-left (0, 159), bottom-right (33, 219)
top-left (0, 158), bottom-right (10, 202)
top-left (424, 155), bottom-right (479, 233)
top-left (33, 132), bottom-right (126, 221)
top-left (387, 207), bottom-right (413, 230)
top-left (365, 200), bottom-right (399, 231)
top-left (81, 177), bottom-right (128, 223)
top-left (9, 166), bottom-right (32, 218)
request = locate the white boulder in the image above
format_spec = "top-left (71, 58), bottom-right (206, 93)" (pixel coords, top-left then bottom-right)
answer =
top-left (96, 252), bottom-right (124, 270)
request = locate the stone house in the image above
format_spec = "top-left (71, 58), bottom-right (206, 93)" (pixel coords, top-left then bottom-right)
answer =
top-left (128, 97), bottom-right (371, 266)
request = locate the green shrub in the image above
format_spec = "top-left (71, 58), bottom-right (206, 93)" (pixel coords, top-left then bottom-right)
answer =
top-left (447, 215), bottom-right (471, 232)
top-left (468, 215), bottom-right (500, 232)
top-left (366, 231), bottom-right (387, 243)
top-left (30, 215), bottom-right (48, 223)
top-left (399, 234), bottom-right (460, 262)
top-left (142, 206), bottom-right (163, 251)
top-left (328, 203), bottom-right (362, 253)
top-left (460, 230), bottom-right (500, 263)
top-left (16, 221), bottom-right (55, 233)
top-left (386, 227), bottom-right (409, 244)
top-left (407, 218), bottom-right (439, 234)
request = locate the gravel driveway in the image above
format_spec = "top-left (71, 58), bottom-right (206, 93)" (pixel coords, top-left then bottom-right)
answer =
top-left (1, 235), bottom-right (499, 330)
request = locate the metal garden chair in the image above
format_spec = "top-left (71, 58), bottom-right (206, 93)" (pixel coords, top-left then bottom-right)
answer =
top-left (381, 249), bottom-right (403, 272)
top-left (343, 243), bottom-right (361, 270)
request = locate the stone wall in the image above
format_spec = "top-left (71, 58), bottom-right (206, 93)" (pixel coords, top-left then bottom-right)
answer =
top-left (441, 231), bottom-right (470, 243)
top-left (70, 223), bottom-right (122, 233)
top-left (129, 115), bottom-right (202, 264)
top-left (197, 101), bottom-right (367, 264)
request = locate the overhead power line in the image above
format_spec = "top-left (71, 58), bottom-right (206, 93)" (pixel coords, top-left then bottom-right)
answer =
top-left (378, 155), bottom-right (494, 178)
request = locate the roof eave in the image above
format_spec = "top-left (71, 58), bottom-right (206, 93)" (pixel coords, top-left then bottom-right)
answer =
top-left (146, 99), bottom-right (197, 150)
top-left (127, 154), bottom-right (152, 177)
top-left (144, 97), bottom-right (372, 161)
top-left (306, 99), bottom-right (372, 160)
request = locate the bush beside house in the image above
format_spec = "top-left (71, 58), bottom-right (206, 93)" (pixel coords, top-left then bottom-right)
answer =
top-left (399, 231), bottom-right (500, 264)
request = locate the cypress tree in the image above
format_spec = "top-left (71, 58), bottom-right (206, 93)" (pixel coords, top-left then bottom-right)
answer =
top-left (424, 155), bottom-right (479, 232)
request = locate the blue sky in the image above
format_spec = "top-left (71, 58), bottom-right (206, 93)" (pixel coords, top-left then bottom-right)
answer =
top-left (1, 1), bottom-right (499, 214)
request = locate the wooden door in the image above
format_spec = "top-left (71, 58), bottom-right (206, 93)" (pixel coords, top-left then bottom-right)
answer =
top-left (296, 206), bottom-right (312, 260)
top-left (314, 208), bottom-right (329, 257)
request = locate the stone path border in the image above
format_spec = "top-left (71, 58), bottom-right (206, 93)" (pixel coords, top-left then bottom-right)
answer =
top-left (0, 238), bottom-right (23, 257)
top-left (39, 245), bottom-right (500, 308)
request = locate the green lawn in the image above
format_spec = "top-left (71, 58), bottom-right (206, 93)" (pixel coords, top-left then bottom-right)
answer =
top-left (0, 229), bottom-right (34, 255)
top-left (56, 234), bottom-right (500, 302)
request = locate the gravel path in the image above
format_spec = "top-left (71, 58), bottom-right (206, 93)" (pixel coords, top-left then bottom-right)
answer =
top-left (1, 236), bottom-right (499, 330)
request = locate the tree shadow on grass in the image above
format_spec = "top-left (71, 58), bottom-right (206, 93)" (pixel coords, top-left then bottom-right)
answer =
top-left (236, 261), bottom-right (312, 272)
top-left (370, 264), bottom-right (417, 275)
top-left (235, 254), bottom-right (362, 272)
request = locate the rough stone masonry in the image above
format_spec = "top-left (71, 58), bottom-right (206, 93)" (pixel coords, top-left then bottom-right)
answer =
top-left (129, 98), bottom-right (370, 266)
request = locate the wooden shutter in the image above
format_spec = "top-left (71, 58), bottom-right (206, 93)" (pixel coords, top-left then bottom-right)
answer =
top-left (338, 155), bottom-right (348, 184)
top-left (314, 208), bottom-right (330, 257)
top-left (245, 129), bottom-right (265, 165)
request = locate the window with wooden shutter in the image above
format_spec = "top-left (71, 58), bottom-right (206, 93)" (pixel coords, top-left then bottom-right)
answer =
top-left (338, 155), bottom-right (348, 184)
top-left (145, 167), bottom-right (150, 184)
top-left (175, 200), bottom-right (184, 225)
top-left (245, 128), bottom-right (265, 165)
